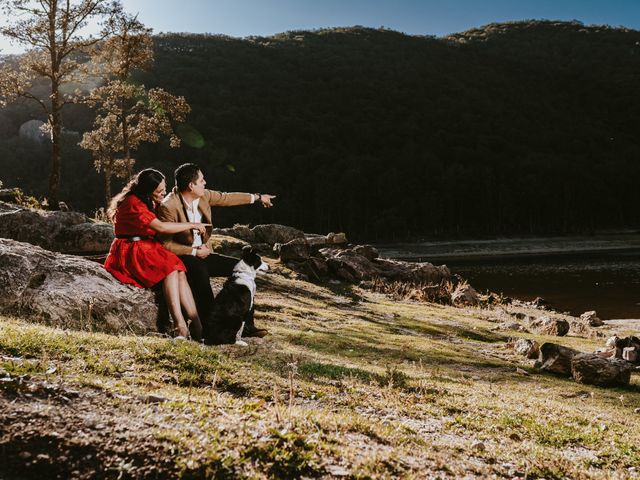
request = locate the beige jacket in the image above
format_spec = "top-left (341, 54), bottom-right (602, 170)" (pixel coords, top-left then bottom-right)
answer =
top-left (157, 187), bottom-right (253, 256)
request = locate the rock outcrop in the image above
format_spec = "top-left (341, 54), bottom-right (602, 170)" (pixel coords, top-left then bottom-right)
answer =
top-left (213, 225), bottom-right (450, 286)
top-left (0, 238), bottom-right (158, 333)
top-left (0, 201), bottom-right (114, 254)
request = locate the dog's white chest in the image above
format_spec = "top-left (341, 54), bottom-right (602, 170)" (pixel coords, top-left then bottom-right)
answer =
top-left (232, 272), bottom-right (257, 308)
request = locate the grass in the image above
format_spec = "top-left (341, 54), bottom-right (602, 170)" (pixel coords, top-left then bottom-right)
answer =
top-left (0, 270), bottom-right (639, 478)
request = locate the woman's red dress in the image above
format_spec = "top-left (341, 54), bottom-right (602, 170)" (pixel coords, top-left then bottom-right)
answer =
top-left (104, 195), bottom-right (186, 288)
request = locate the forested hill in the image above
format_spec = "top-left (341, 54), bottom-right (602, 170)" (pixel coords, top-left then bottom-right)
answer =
top-left (2, 21), bottom-right (640, 240)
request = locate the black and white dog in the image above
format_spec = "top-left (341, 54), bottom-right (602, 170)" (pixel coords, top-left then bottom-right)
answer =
top-left (205, 246), bottom-right (269, 346)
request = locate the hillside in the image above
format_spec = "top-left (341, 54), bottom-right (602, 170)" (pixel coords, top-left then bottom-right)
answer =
top-left (1, 20), bottom-right (640, 239)
top-left (1, 265), bottom-right (639, 479)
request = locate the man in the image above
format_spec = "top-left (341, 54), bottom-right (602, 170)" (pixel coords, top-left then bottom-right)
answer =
top-left (157, 163), bottom-right (275, 338)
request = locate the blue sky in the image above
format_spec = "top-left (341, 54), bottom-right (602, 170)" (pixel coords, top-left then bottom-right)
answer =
top-left (2, 0), bottom-right (639, 53)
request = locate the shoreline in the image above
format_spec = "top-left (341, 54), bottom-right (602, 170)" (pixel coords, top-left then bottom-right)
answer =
top-left (376, 235), bottom-right (640, 263)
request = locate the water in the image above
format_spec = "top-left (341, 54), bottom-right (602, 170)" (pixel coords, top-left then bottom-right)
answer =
top-left (377, 235), bottom-right (640, 320)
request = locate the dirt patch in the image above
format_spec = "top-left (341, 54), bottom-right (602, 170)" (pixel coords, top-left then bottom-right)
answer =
top-left (0, 382), bottom-right (181, 479)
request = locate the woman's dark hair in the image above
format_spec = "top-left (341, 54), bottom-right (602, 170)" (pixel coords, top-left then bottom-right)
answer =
top-left (107, 169), bottom-right (165, 221)
top-left (175, 163), bottom-right (201, 192)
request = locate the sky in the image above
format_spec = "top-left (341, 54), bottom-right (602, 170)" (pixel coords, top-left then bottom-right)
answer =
top-left (1, 0), bottom-right (640, 54)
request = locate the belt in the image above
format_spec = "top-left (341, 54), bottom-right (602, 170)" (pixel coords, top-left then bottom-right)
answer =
top-left (116, 235), bottom-right (152, 242)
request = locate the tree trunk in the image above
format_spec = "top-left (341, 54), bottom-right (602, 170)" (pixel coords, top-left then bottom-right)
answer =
top-left (122, 100), bottom-right (133, 179)
top-left (48, 90), bottom-right (62, 209)
top-left (104, 169), bottom-right (112, 206)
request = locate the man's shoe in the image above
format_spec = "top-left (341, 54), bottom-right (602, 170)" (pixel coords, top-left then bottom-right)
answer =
top-left (243, 326), bottom-right (269, 338)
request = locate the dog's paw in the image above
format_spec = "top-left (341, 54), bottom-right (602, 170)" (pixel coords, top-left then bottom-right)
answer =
top-left (234, 340), bottom-right (249, 347)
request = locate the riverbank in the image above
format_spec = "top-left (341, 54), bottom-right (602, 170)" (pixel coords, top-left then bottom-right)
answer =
top-left (376, 233), bottom-right (640, 261)
top-left (1, 265), bottom-right (639, 479)
top-left (377, 235), bottom-right (640, 321)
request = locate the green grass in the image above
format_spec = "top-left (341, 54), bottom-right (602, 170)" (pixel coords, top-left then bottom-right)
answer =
top-left (1, 272), bottom-right (639, 479)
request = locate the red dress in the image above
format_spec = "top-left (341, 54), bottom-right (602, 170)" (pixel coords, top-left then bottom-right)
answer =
top-left (104, 195), bottom-right (186, 288)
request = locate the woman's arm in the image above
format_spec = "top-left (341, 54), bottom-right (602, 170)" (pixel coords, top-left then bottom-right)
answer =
top-left (148, 219), bottom-right (210, 235)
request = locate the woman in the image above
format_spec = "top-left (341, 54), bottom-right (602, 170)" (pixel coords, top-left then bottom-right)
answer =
top-left (104, 169), bottom-right (209, 339)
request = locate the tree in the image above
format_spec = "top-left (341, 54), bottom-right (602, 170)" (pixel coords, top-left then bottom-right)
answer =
top-left (80, 13), bottom-right (190, 203)
top-left (0, 0), bottom-right (122, 207)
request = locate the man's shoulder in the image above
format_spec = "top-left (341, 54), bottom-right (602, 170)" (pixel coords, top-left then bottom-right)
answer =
top-left (161, 191), bottom-right (181, 210)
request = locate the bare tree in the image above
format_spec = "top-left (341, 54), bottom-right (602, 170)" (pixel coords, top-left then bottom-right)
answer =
top-left (80, 13), bottom-right (190, 203)
top-left (0, 0), bottom-right (122, 207)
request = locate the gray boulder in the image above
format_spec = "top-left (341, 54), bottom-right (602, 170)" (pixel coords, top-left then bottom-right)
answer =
top-left (571, 354), bottom-right (631, 387)
top-left (318, 247), bottom-right (450, 284)
top-left (580, 310), bottom-right (604, 327)
top-left (0, 238), bottom-right (158, 333)
top-left (277, 238), bottom-right (311, 262)
top-left (0, 201), bottom-right (114, 254)
top-left (212, 224), bottom-right (304, 246)
top-left (211, 225), bottom-right (256, 243)
top-left (528, 315), bottom-right (570, 336)
top-left (252, 224), bottom-right (305, 245)
top-left (353, 244), bottom-right (379, 261)
top-left (322, 248), bottom-right (380, 282)
top-left (534, 342), bottom-right (579, 376)
top-left (514, 338), bottom-right (540, 359)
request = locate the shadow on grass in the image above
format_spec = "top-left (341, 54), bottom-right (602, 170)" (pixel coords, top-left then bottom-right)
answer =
top-left (285, 329), bottom-right (509, 370)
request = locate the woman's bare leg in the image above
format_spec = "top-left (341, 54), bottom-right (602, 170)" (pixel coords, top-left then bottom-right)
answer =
top-left (163, 270), bottom-right (189, 337)
top-left (178, 272), bottom-right (203, 341)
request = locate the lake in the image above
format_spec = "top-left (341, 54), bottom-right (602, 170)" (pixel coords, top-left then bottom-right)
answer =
top-left (376, 235), bottom-right (640, 320)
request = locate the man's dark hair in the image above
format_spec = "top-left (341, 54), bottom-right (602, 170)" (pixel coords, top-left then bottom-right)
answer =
top-left (175, 163), bottom-right (201, 192)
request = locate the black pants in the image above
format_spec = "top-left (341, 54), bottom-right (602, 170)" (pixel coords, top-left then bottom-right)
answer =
top-left (178, 252), bottom-right (238, 320)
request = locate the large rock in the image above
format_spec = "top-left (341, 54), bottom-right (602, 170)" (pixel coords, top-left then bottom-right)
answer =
top-left (322, 248), bottom-right (379, 282)
top-left (212, 224), bottom-right (304, 246)
top-left (580, 310), bottom-right (604, 327)
top-left (571, 354), bottom-right (631, 387)
top-left (353, 244), bottom-right (379, 261)
top-left (534, 342), bottom-right (579, 376)
top-left (207, 234), bottom-right (250, 256)
top-left (0, 238), bottom-right (158, 333)
top-left (211, 225), bottom-right (256, 243)
top-left (514, 338), bottom-right (540, 359)
top-left (317, 247), bottom-right (450, 284)
top-left (528, 315), bottom-right (569, 336)
top-left (451, 284), bottom-right (480, 306)
top-left (278, 238), bottom-right (311, 262)
top-left (0, 201), bottom-right (114, 254)
top-left (252, 224), bottom-right (305, 245)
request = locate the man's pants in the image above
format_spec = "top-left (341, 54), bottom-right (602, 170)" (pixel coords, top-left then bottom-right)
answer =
top-left (178, 252), bottom-right (239, 320)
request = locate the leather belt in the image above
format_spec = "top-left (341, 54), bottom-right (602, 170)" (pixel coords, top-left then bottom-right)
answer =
top-left (116, 235), bottom-right (151, 242)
